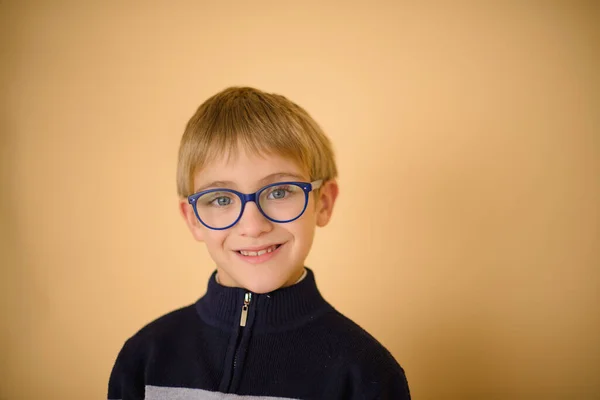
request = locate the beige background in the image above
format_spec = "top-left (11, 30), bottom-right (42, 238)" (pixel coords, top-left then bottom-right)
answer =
top-left (1, 1), bottom-right (599, 399)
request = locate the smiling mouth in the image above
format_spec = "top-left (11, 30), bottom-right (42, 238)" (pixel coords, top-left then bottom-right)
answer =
top-left (236, 244), bottom-right (283, 257)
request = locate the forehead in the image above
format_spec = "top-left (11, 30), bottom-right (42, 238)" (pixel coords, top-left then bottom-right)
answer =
top-left (193, 149), bottom-right (308, 191)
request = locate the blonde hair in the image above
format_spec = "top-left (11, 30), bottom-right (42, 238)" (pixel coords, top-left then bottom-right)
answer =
top-left (176, 87), bottom-right (338, 197)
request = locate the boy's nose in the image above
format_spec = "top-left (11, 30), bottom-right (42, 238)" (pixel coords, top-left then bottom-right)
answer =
top-left (236, 201), bottom-right (273, 237)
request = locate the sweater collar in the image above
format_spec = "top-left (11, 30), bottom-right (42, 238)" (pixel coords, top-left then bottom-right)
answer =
top-left (195, 267), bottom-right (332, 333)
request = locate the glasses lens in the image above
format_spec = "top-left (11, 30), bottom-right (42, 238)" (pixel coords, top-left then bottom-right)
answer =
top-left (195, 190), bottom-right (242, 229)
top-left (259, 184), bottom-right (306, 222)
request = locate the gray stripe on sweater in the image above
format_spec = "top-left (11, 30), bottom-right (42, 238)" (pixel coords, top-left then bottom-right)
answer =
top-left (144, 385), bottom-right (299, 400)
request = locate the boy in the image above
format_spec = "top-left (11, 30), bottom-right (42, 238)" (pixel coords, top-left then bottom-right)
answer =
top-left (108, 87), bottom-right (411, 399)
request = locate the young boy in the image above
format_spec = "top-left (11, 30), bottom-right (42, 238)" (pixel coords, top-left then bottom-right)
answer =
top-left (108, 87), bottom-right (411, 399)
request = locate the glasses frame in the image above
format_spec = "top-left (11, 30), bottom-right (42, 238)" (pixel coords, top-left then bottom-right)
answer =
top-left (187, 180), bottom-right (324, 230)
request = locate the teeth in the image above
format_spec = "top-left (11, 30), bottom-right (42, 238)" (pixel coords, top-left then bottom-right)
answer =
top-left (240, 245), bottom-right (279, 257)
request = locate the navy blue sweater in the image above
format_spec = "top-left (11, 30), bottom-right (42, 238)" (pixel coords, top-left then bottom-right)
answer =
top-left (108, 268), bottom-right (410, 399)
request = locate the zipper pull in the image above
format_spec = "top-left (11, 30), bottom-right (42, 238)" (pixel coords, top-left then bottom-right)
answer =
top-left (240, 292), bottom-right (252, 327)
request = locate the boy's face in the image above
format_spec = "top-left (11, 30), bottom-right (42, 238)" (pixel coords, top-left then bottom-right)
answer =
top-left (180, 147), bottom-right (338, 294)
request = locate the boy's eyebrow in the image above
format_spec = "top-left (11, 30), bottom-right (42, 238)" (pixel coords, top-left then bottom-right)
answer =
top-left (194, 172), bottom-right (306, 193)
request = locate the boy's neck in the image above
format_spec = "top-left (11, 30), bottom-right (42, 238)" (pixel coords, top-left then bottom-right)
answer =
top-left (215, 268), bottom-right (308, 288)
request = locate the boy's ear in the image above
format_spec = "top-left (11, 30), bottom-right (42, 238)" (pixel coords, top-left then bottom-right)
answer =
top-left (179, 199), bottom-right (205, 242)
top-left (315, 179), bottom-right (339, 228)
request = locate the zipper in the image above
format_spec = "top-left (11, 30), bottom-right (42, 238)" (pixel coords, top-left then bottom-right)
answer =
top-left (229, 291), bottom-right (252, 391)
top-left (239, 292), bottom-right (252, 327)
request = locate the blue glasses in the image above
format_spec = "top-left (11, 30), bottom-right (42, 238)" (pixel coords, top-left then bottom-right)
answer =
top-left (188, 180), bottom-right (323, 230)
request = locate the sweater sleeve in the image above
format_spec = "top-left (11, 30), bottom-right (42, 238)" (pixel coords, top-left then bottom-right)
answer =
top-left (348, 364), bottom-right (410, 400)
top-left (370, 365), bottom-right (411, 400)
top-left (341, 352), bottom-right (411, 400)
top-left (107, 338), bottom-right (145, 400)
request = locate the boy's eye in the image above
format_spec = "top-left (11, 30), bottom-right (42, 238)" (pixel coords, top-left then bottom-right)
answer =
top-left (265, 185), bottom-right (299, 200)
top-left (270, 189), bottom-right (287, 199)
top-left (212, 196), bottom-right (232, 206)
top-left (198, 192), bottom-right (236, 207)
